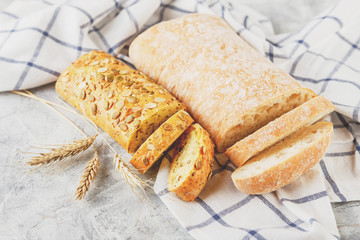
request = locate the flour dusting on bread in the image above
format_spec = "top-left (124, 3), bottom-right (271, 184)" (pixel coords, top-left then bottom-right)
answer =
top-left (129, 14), bottom-right (316, 152)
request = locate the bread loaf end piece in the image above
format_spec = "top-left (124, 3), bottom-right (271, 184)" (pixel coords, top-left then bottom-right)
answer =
top-left (226, 96), bottom-right (335, 167)
top-left (231, 121), bottom-right (333, 195)
top-left (168, 124), bottom-right (214, 201)
top-left (56, 50), bottom-right (185, 154)
top-left (130, 110), bottom-right (194, 174)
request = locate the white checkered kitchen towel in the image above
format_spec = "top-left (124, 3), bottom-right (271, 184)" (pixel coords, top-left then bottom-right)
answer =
top-left (1, 0), bottom-right (359, 239)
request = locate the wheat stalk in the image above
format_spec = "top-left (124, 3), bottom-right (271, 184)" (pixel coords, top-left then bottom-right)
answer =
top-left (114, 154), bottom-right (152, 198)
top-left (74, 147), bottom-right (100, 200)
top-left (12, 90), bottom-right (78, 114)
top-left (28, 134), bottom-right (97, 166)
top-left (14, 90), bottom-right (152, 199)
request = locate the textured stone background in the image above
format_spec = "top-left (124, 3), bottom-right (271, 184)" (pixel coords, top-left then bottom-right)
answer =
top-left (1, 0), bottom-right (359, 239)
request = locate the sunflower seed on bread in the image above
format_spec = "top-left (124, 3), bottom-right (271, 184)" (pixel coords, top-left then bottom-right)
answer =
top-left (55, 50), bottom-right (186, 154)
top-left (130, 110), bottom-right (193, 174)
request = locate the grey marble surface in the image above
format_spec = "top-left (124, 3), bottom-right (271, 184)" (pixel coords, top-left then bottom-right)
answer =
top-left (0, 84), bottom-right (193, 240)
top-left (333, 202), bottom-right (360, 239)
top-left (1, 0), bottom-right (360, 240)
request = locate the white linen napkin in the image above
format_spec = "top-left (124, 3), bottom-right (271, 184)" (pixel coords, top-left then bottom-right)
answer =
top-left (1, 0), bottom-right (359, 239)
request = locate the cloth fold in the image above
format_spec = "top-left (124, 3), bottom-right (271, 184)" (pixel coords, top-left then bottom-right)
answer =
top-left (1, 0), bottom-right (359, 239)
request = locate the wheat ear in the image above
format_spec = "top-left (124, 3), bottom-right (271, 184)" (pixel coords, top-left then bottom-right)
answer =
top-left (74, 147), bottom-right (100, 200)
top-left (114, 154), bottom-right (152, 198)
top-left (28, 134), bottom-right (97, 166)
top-left (15, 90), bottom-right (152, 199)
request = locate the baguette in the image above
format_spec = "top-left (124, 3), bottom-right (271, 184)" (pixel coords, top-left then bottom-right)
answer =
top-left (226, 96), bottom-right (335, 167)
top-left (130, 110), bottom-right (193, 174)
top-left (129, 13), bottom-right (316, 152)
top-left (56, 50), bottom-right (185, 154)
top-left (231, 122), bottom-right (333, 194)
top-left (168, 124), bottom-right (214, 201)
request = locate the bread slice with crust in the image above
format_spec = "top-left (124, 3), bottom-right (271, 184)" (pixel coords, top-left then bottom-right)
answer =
top-left (130, 110), bottom-right (193, 174)
top-left (231, 121), bottom-right (333, 195)
top-left (168, 123), bottom-right (214, 201)
top-left (226, 96), bottom-right (335, 167)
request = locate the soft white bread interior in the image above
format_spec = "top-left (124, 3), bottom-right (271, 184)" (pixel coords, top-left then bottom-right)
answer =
top-left (168, 123), bottom-right (214, 201)
top-left (231, 121), bottom-right (333, 195)
top-left (226, 96), bottom-right (335, 167)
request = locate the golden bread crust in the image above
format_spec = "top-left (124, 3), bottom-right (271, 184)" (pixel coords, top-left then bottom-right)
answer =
top-left (129, 14), bottom-right (314, 152)
top-left (56, 50), bottom-right (185, 153)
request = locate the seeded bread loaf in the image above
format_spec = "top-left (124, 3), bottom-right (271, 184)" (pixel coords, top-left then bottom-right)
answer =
top-left (231, 122), bottom-right (333, 194)
top-left (130, 110), bottom-right (194, 174)
top-left (226, 96), bottom-right (335, 167)
top-left (56, 50), bottom-right (185, 154)
top-left (129, 13), bottom-right (317, 152)
top-left (168, 123), bottom-right (214, 201)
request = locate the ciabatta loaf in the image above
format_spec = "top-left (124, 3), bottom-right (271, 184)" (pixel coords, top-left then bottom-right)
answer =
top-left (129, 14), bottom-right (316, 152)
top-left (231, 122), bottom-right (333, 194)
top-left (168, 124), bottom-right (214, 201)
top-left (56, 50), bottom-right (185, 154)
top-left (130, 110), bottom-right (193, 174)
top-left (226, 96), bottom-right (335, 167)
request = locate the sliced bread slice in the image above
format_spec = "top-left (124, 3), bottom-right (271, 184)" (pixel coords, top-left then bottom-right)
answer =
top-left (168, 124), bottom-right (214, 201)
top-left (231, 121), bottom-right (333, 195)
top-left (226, 96), bottom-right (335, 167)
top-left (217, 88), bottom-right (317, 152)
top-left (130, 110), bottom-right (193, 174)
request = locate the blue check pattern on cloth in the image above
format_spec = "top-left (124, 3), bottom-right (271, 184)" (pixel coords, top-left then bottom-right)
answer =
top-left (1, 0), bottom-right (359, 239)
